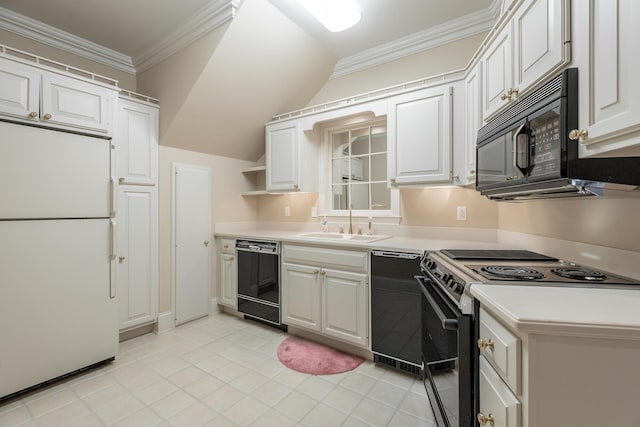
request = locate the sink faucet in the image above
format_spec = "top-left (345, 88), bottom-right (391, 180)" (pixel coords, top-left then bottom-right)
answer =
top-left (348, 204), bottom-right (353, 234)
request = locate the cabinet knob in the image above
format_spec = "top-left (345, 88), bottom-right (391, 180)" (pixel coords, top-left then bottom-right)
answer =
top-left (293, 184), bottom-right (299, 190)
top-left (118, 256), bottom-right (125, 262)
top-left (500, 92), bottom-right (510, 101)
top-left (319, 270), bottom-right (326, 275)
top-left (223, 244), bottom-right (229, 249)
top-left (204, 241), bottom-right (210, 247)
top-left (28, 111), bottom-right (38, 118)
top-left (43, 113), bottom-right (52, 120)
top-left (477, 338), bottom-right (495, 351)
top-left (118, 177), bottom-right (125, 184)
top-left (389, 178), bottom-right (396, 185)
top-left (477, 412), bottom-right (495, 426)
top-left (312, 269), bottom-right (320, 274)
top-left (469, 169), bottom-right (476, 175)
top-left (568, 129), bottom-right (588, 141)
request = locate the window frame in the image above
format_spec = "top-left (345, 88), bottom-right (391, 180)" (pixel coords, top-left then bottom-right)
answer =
top-left (320, 118), bottom-right (400, 219)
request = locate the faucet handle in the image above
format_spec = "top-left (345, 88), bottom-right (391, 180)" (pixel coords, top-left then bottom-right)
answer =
top-left (338, 225), bottom-right (344, 234)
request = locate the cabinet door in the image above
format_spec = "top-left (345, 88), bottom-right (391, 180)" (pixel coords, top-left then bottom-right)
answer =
top-left (117, 186), bottom-right (158, 330)
top-left (464, 63), bottom-right (482, 185)
top-left (575, 0), bottom-right (640, 157)
top-left (41, 72), bottom-right (113, 134)
top-left (0, 57), bottom-right (40, 121)
top-left (281, 262), bottom-right (321, 331)
top-left (388, 86), bottom-right (452, 185)
top-left (478, 357), bottom-right (521, 427)
top-left (219, 252), bottom-right (237, 308)
top-left (321, 268), bottom-right (368, 347)
top-left (266, 120), bottom-right (300, 191)
top-left (117, 99), bottom-right (159, 185)
top-left (482, 24), bottom-right (513, 119)
top-left (513, 0), bottom-right (569, 92)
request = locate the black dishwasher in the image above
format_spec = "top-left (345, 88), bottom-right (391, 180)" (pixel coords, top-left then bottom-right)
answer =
top-left (371, 250), bottom-right (422, 375)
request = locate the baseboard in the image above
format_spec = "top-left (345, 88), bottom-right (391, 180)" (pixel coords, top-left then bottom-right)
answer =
top-left (209, 297), bottom-right (221, 315)
top-left (154, 311), bottom-right (174, 334)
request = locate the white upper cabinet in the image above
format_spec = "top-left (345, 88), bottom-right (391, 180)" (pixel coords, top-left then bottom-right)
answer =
top-left (0, 57), bottom-right (40, 120)
top-left (388, 86), bottom-right (453, 185)
top-left (513, 0), bottom-right (569, 93)
top-left (41, 72), bottom-right (113, 134)
top-left (117, 98), bottom-right (159, 186)
top-left (482, 0), bottom-right (570, 120)
top-left (0, 56), bottom-right (116, 136)
top-left (573, 0), bottom-right (640, 158)
top-left (482, 24), bottom-right (513, 120)
top-left (266, 119), bottom-right (301, 191)
top-left (464, 63), bottom-right (482, 185)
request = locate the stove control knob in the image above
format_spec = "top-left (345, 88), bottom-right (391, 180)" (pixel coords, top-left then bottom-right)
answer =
top-left (442, 273), bottom-right (452, 284)
top-left (425, 259), bottom-right (436, 270)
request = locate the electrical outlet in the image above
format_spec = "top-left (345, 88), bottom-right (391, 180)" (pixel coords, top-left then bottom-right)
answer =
top-left (284, 206), bottom-right (290, 217)
top-left (311, 206), bottom-right (318, 218)
top-left (457, 206), bottom-right (467, 221)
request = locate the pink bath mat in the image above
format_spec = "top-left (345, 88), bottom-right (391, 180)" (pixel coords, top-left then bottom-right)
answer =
top-left (277, 336), bottom-right (363, 375)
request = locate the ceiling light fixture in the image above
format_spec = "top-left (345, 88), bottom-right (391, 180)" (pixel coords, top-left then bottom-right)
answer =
top-left (297, 0), bottom-right (361, 32)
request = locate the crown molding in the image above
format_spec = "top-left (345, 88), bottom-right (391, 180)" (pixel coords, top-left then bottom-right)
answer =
top-left (0, 0), bottom-right (238, 76)
top-left (0, 6), bottom-right (136, 75)
top-left (134, 0), bottom-right (239, 73)
top-left (330, 0), bottom-right (502, 79)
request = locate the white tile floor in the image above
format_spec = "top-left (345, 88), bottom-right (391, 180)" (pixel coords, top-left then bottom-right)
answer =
top-left (0, 313), bottom-right (435, 426)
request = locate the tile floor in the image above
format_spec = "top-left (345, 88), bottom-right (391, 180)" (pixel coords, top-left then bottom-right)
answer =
top-left (0, 312), bottom-right (435, 426)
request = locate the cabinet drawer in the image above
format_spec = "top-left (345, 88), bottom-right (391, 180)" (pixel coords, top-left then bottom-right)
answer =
top-left (220, 238), bottom-right (235, 254)
top-left (282, 244), bottom-right (367, 272)
top-left (478, 307), bottom-right (521, 393)
top-left (478, 356), bottom-right (521, 427)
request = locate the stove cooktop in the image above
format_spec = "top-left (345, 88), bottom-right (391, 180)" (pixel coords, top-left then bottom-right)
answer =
top-left (463, 260), bottom-right (638, 286)
top-left (440, 249), bottom-right (557, 261)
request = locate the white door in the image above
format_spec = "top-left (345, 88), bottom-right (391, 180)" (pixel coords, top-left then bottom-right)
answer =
top-left (173, 163), bottom-right (211, 325)
top-left (482, 24), bottom-right (513, 119)
top-left (117, 186), bottom-right (158, 330)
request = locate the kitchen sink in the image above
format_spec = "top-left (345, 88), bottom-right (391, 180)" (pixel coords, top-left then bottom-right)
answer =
top-left (295, 232), bottom-right (391, 243)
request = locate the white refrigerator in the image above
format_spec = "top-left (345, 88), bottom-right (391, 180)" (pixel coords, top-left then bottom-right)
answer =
top-left (0, 121), bottom-right (118, 400)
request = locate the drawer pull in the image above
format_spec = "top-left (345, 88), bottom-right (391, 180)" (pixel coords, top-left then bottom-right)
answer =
top-left (477, 412), bottom-right (495, 426)
top-left (478, 338), bottom-right (495, 351)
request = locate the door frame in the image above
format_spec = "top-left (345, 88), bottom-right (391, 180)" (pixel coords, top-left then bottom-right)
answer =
top-left (171, 162), bottom-right (212, 327)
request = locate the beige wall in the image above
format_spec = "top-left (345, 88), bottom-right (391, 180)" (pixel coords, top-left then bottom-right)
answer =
top-left (498, 194), bottom-right (640, 252)
top-left (158, 146), bottom-right (258, 312)
top-left (0, 29), bottom-right (137, 90)
top-left (308, 33), bottom-right (487, 105)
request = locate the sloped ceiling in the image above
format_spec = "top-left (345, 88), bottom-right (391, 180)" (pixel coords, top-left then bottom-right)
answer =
top-left (138, 0), bottom-right (337, 161)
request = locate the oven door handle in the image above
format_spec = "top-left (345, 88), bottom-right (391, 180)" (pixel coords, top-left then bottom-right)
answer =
top-left (416, 276), bottom-right (459, 331)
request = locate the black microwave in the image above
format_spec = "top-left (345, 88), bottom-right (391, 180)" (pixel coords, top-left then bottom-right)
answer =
top-left (476, 68), bottom-right (640, 200)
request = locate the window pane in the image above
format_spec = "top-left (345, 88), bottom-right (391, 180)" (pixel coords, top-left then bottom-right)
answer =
top-left (332, 184), bottom-right (349, 210)
top-left (370, 153), bottom-right (387, 181)
top-left (371, 183), bottom-right (390, 210)
top-left (351, 131), bottom-right (370, 155)
top-left (350, 183), bottom-right (370, 210)
top-left (350, 156), bottom-right (369, 181)
top-left (332, 132), bottom-right (349, 157)
top-left (371, 127), bottom-right (387, 153)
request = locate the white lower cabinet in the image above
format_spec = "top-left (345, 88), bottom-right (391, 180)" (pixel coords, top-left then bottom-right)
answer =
top-left (478, 357), bottom-right (521, 427)
top-left (218, 239), bottom-right (237, 309)
top-left (281, 245), bottom-right (369, 348)
top-left (116, 186), bottom-right (158, 330)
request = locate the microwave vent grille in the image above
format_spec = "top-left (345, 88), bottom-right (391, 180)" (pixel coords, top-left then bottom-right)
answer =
top-left (478, 73), bottom-right (563, 141)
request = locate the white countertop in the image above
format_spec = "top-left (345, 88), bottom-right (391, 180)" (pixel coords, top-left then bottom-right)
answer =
top-left (214, 228), bottom-right (507, 252)
top-left (471, 284), bottom-right (640, 340)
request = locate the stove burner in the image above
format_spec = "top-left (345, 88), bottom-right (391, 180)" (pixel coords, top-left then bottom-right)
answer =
top-left (481, 266), bottom-right (544, 280)
top-left (550, 267), bottom-right (607, 282)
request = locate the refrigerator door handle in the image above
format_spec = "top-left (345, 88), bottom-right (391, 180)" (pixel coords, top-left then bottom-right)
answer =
top-left (110, 218), bottom-right (117, 299)
top-left (110, 176), bottom-right (117, 217)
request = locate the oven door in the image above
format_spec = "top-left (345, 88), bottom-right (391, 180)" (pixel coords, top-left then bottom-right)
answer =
top-left (417, 275), bottom-right (473, 427)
